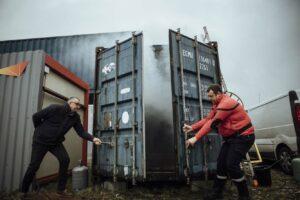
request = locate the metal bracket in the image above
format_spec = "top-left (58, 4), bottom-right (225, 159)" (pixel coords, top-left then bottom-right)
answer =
top-left (176, 28), bottom-right (181, 41)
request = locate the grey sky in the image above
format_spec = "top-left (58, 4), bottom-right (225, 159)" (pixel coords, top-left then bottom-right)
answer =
top-left (0, 0), bottom-right (299, 107)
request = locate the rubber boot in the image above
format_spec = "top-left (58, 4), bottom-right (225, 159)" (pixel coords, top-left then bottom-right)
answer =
top-left (234, 180), bottom-right (251, 200)
top-left (204, 178), bottom-right (226, 200)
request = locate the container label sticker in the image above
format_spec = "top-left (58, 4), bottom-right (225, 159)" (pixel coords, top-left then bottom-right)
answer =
top-left (124, 165), bottom-right (129, 176)
top-left (201, 83), bottom-right (209, 91)
top-left (120, 87), bottom-right (131, 94)
top-left (102, 62), bottom-right (116, 75)
top-left (200, 56), bottom-right (210, 71)
top-left (182, 49), bottom-right (193, 59)
top-left (122, 111), bottom-right (130, 124)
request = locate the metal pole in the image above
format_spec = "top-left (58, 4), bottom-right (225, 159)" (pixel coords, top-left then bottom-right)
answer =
top-left (193, 36), bottom-right (208, 182)
top-left (92, 47), bottom-right (103, 186)
top-left (131, 32), bottom-right (137, 185)
top-left (113, 41), bottom-right (120, 183)
top-left (176, 28), bottom-right (190, 184)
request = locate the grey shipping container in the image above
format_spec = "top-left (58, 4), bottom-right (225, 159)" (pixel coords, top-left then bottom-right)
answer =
top-left (0, 50), bottom-right (90, 191)
top-left (0, 32), bottom-right (133, 90)
top-left (93, 29), bottom-right (222, 184)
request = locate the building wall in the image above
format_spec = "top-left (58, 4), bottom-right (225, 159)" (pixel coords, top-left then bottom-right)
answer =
top-left (0, 50), bottom-right (44, 191)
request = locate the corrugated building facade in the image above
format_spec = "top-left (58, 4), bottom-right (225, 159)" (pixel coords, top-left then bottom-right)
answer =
top-left (0, 32), bottom-right (132, 90)
top-left (0, 50), bottom-right (90, 191)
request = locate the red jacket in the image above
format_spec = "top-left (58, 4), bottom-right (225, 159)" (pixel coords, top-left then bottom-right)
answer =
top-left (191, 94), bottom-right (254, 141)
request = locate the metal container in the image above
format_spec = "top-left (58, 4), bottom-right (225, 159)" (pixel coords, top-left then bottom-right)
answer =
top-left (0, 32), bottom-right (132, 90)
top-left (168, 29), bottom-right (222, 181)
top-left (72, 161), bottom-right (89, 191)
top-left (93, 30), bottom-right (222, 184)
top-left (0, 50), bottom-right (89, 191)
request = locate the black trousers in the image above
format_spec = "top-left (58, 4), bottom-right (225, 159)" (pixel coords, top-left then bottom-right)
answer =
top-left (216, 134), bottom-right (255, 181)
top-left (21, 142), bottom-right (70, 193)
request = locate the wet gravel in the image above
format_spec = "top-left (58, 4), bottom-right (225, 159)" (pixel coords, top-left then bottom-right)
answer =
top-left (1, 168), bottom-right (299, 199)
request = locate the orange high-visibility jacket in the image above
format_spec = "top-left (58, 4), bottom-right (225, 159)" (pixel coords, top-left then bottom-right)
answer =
top-left (191, 94), bottom-right (254, 141)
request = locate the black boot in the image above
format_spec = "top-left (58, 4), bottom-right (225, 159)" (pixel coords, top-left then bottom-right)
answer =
top-left (234, 180), bottom-right (251, 200)
top-left (204, 178), bottom-right (226, 200)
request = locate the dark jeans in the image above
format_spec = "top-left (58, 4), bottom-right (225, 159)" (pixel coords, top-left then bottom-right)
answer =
top-left (21, 142), bottom-right (70, 193)
top-left (217, 134), bottom-right (255, 181)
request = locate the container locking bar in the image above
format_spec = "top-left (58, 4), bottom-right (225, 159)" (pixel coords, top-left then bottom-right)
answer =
top-left (113, 40), bottom-right (120, 183)
top-left (176, 28), bottom-right (190, 184)
top-left (193, 36), bottom-right (208, 182)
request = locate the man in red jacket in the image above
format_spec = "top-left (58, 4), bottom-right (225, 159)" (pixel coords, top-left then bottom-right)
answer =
top-left (184, 84), bottom-right (255, 200)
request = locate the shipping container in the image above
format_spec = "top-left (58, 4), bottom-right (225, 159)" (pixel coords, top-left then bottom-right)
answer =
top-left (93, 30), bottom-right (222, 184)
top-left (0, 32), bottom-right (132, 90)
top-left (0, 50), bottom-right (90, 191)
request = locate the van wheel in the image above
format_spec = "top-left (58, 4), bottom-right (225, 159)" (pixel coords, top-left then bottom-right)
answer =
top-left (278, 147), bottom-right (293, 175)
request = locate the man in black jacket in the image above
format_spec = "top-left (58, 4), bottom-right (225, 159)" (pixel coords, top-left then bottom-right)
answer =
top-left (21, 97), bottom-right (101, 198)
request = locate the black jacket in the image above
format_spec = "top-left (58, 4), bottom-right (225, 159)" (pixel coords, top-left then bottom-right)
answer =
top-left (32, 103), bottom-right (94, 145)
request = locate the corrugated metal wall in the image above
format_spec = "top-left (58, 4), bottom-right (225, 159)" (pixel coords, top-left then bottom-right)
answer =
top-left (0, 51), bottom-right (44, 191)
top-left (0, 32), bottom-right (133, 88)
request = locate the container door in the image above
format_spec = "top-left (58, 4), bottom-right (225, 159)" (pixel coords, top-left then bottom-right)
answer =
top-left (168, 29), bottom-right (222, 181)
top-left (94, 33), bottom-right (143, 184)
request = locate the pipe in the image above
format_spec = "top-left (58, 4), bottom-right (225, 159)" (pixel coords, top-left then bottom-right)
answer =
top-left (131, 32), bottom-right (137, 185)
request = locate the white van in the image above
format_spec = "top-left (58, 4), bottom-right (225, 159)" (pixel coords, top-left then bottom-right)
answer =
top-left (247, 90), bottom-right (300, 174)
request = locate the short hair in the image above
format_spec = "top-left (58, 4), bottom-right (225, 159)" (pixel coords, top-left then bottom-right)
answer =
top-left (206, 84), bottom-right (222, 94)
top-left (68, 97), bottom-right (80, 103)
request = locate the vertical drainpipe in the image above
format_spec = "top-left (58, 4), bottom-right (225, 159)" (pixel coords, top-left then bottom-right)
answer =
top-left (194, 36), bottom-right (208, 181)
top-left (93, 47), bottom-right (103, 178)
top-left (113, 41), bottom-right (120, 183)
top-left (176, 28), bottom-right (190, 184)
top-left (210, 42), bottom-right (222, 87)
top-left (131, 32), bottom-right (137, 185)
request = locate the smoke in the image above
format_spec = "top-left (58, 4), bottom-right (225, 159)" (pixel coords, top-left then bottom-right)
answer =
top-left (0, 0), bottom-right (299, 107)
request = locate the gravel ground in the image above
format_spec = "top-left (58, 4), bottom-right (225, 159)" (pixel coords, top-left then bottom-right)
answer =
top-left (1, 167), bottom-right (300, 199)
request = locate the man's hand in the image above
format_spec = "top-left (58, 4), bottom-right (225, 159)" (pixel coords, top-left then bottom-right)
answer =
top-left (183, 124), bottom-right (193, 134)
top-left (93, 137), bottom-right (102, 145)
top-left (185, 137), bottom-right (197, 148)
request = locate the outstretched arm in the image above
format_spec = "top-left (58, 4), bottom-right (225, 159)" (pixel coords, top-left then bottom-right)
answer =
top-left (186, 107), bottom-right (235, 147)
top-left (191, 109), bottom-right (215, 131)
top-left (73, 116), bottom-right (102, 145)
